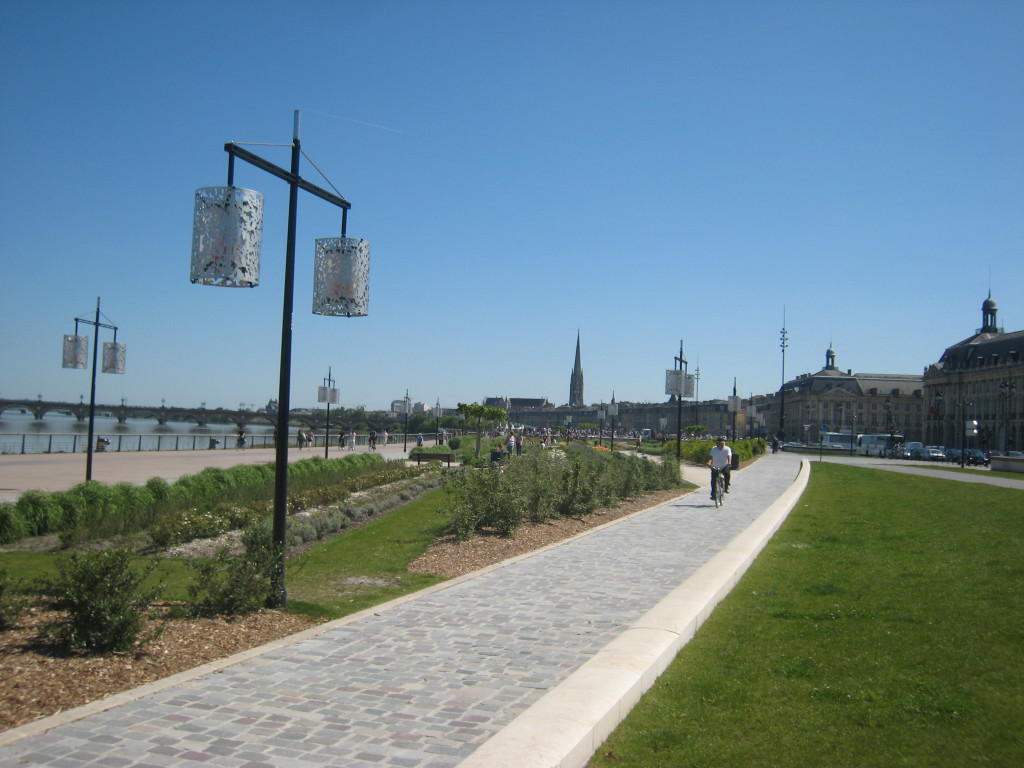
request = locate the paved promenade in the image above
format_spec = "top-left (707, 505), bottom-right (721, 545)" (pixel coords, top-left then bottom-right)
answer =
top-left (0, 452), bottom-right (809, 767)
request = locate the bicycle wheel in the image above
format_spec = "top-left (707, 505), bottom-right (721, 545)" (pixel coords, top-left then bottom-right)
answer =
top-left (714, 474), bottom-right (724, 507)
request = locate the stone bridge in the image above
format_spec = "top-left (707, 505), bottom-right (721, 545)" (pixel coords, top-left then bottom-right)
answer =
top-left (0, 399), bottom-right (329, 430)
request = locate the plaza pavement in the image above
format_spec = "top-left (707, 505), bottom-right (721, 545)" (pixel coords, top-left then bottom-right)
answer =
top-left (0, 450), bottom-right (811, 767)
top-left (0, 443), bottom-right (413, 503)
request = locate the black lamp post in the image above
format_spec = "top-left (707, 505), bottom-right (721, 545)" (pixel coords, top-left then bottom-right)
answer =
top-left (779, 317), bottom-right (788, 442)
top-left (191, 111), bottom-right (368, 607)
top-left (608, 395), bottom-right (618, 451)
top-left (319, 368), bottom-right (339, 459)
top-left (884, 398), bottom-right (894, 457)
top-left (403, 390), bottom-right (411, 451)
top-left (61, 297), bottom-right (125, 481)
top-left (1000, 381), bottom-right (1017, 453)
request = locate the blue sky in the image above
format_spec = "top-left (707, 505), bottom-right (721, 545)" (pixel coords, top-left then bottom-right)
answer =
top-left (1, 0), bottom-right (1021, 413)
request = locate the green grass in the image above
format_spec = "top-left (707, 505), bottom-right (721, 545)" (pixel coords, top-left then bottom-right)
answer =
top-left (284, 486), bottom-right (450, 618)
top-left (589, 463), bottom-right (1024, 767)
top-left (0, 486), bottom-right (452, 618)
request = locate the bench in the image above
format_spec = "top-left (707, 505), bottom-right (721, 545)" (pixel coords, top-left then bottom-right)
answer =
top-left (410, 452), bottom-right (457, 467)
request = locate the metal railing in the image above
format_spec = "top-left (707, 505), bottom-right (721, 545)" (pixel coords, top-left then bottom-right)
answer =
top-left (0, 432), bottom-right (403, 455)
top-left (0, 433), bottom-right (277, 455)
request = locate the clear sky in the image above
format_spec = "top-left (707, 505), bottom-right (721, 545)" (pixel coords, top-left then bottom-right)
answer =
top-left (1, 0), bottom-right (1021, 413)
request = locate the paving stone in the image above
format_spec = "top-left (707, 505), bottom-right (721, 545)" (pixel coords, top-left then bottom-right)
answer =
top-left (0, 456), bottom-right (803, 767)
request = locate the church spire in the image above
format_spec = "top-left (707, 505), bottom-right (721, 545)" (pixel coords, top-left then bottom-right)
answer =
top-left (569, 332), bottom-right (584, 407)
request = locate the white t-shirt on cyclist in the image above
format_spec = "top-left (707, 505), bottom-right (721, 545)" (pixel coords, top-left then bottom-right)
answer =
top-left (709, 445), bottom-right (732, 469)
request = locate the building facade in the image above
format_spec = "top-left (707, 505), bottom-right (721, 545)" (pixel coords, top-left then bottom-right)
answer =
top-left (923, 294), bottom-right (1023, 453)
top-left (761, 346), bottom-right (925, 443)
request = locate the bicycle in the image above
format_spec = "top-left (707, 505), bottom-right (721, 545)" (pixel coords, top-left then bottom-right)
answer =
top-left (711, 468), bottom-right (726, 507)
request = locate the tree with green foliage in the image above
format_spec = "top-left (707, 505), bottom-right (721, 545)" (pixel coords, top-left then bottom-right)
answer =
top-left (457, 402), bottom-right (509, 458)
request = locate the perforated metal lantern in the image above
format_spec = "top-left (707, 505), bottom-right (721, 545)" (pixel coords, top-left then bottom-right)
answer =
top-left (318, 386), bottom-right (340, 404)
top-left (190, 186), bottom-right (264, 287)
top-left (62, 335), bottom-right (88, 369)
top-left (312, 237), bottom-right (370, 317)
top-left (102, 342), bottom-right (126, 374)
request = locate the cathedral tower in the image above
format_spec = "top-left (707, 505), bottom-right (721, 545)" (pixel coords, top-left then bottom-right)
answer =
top-left (569, 333), bottom-right (584, 407)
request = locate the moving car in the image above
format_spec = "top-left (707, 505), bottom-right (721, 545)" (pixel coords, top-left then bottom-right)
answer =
top-left (922, 447), bottom-right (946, 461)
top-left (964, 448), bottom-right (989, 466)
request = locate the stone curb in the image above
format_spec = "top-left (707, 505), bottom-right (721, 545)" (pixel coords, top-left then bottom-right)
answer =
top-left (457, 459), bottom-right (811, 768)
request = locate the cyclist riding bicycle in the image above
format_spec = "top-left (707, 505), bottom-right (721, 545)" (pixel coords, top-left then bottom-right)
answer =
top-left (707, 436), bottom-right (732, 501)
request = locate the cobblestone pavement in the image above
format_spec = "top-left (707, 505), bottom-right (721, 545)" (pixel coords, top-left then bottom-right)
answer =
top-left (0, 454), bottom-right (805, 767)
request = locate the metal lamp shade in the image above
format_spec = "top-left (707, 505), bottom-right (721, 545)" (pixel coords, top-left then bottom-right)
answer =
top-left (318, 386), bottom-right (340, 404)
top-left (102, 342), bottom-right (126, 374)
top-left (190, 186), bottom-right (264, 287)
top-left (313, 237), bottom-right (370, 317)
top-left (62, 335), bottom-right (88, 369)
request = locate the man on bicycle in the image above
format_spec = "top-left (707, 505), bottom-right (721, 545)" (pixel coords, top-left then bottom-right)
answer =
top-left (707, 436), bottom-right (732, 500)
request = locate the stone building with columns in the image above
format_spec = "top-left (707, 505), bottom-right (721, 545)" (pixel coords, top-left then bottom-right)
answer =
top-left (923, 294), bottom-right (1023, 453)
top-left (761, 346), bottom-right (925, 443)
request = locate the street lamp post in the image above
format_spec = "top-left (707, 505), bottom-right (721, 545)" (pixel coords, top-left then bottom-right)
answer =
top-left (1000, 381), bottom-right (1017, 453)
top-left (608, 395), bottom-right (618, 451)
top-left (597, 407), bottom-right (605, 447)
top-left (403, 390), bottom-right (411, 451)
top-left (318, 368), bottom-right (339, 459)
top-left (779, 316), bottom-right (788, 442)
top-left (434, 399), bottom-right (442, 444)
top-left (61, 297), bottom-right (125, 481)
top-left (191, 111), bottom-right (369, 607)
top-left (884, 398), bottom-right (894, 458)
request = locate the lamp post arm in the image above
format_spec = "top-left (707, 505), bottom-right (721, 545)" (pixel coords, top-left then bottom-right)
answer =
top-left (224, 144), bottom-right (351, 211)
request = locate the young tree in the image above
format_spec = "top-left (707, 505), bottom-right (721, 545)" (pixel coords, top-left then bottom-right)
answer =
top-left (457, 402), bottom-right (509, 458)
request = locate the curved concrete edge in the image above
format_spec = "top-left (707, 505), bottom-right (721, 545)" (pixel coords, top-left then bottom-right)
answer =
top-left (458, 459), bottom-right (811, 768)
top-left (0, 487), bottom-right (699, 747)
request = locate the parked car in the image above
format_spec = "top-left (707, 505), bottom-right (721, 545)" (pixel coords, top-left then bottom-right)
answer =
top-left (964, 448), bottom-right (989, 466)
top-left (1007, 451), bottom-right (1024, 457)
top-left (945, 448), bottom-right (963, 463)
top-left (922, 447), bottom-right (946, 461)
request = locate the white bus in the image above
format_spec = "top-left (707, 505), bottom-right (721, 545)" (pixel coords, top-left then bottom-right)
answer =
top-left (820, 431), bottom-right (854, 450)
top-left (856, 433), bottom-right (904, 457)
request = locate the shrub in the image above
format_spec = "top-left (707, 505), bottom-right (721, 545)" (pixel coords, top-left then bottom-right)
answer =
top-left (14, 491), bottom-right (65, 536)
top-left (41, 546), bottom-right (163, 652)
top-left (0, 568), bottom-right (29, 631)
top-left (445, 465), bottom-right (525, 540)
top-left (0, 502), bottom-right (27, 544)
top-left (185, 519), bottom-right (281, 617)
top-left (448, 436), bottom-right (462, 450)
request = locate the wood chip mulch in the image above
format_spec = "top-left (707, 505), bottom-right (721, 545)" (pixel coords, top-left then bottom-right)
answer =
top-left (1, 486), bottom-right (689, 734)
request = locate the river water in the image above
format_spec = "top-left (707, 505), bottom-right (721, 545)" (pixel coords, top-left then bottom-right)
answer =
top-left (0, 411), bottom-right (321, 455)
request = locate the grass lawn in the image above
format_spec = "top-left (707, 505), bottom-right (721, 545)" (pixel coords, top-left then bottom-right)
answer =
top-left (0, 487), bottom-right (452, 620)
top-left (590, 463), bottom-right (1023, 768)
top-left (283, 486), bottom-right (450, 618)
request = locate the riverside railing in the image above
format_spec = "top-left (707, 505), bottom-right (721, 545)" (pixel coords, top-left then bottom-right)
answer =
top-left (0, 432), bottom-right (401, 455)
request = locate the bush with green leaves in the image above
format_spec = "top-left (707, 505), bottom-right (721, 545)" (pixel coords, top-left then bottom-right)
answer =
top-left (185, 519), bottom-right (281, 617)
top-left (0, 568), bottom-right (29, 631)
top-left (444, 465), bottom-right (525, 540)
top-left (41, 546), bottom-right (163, 652)
top-left (0, 502), bottom-right (26, 545)
top-left (444, 444), bottom-right (685, 540)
